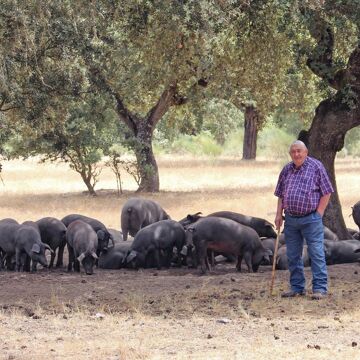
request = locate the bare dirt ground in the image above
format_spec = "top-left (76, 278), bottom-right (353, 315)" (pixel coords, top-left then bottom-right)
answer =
top-left (0, 156), bottom-right (360, 359)
top-left (1, 263), bottom-right (360, 359)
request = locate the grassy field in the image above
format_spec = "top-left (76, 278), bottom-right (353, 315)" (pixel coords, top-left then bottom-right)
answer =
top-left (0, 156), bottom-right (360, 360)
top-left (1, 156), bottom-right (358, 228)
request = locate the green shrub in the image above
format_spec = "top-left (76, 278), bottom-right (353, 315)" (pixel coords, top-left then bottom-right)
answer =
top-left (258, 125), bottom-right (294, 160)
top-left (347, 140), bottom-right (360, 157)
top-left (222, 129), bottom-right (244, 156)
top-left (345, 127), bottom-right (360, 157)
top-left (170, 131), bottom-right (222, 156)
top-left (336, 147), bottom-right (348, 159)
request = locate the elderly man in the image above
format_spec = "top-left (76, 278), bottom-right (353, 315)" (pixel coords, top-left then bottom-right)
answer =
top-left (274, 140), bottom-right (334, 299)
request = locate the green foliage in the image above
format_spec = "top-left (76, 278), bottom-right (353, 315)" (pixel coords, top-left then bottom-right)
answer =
top-left (222, 130), bottom-right (245, 156)
top-left (1, 0), bottom-right (359, 195)
top-left (0, 113), bottom-right (15, 157)
top-left (170, 131), bottom-right (222, 156)
top-left (156, 98), bottom-right (244, 146)
top-left (5, 93), bottom-right (124, 194)
top-left (257, 124), bottom-right (294, 161)
top-left (201, 100), bottom-right (244, 145)
top-left (271, 107), bottom-right (308, 137)
top-left (345, 126), bottom-right (360, 157)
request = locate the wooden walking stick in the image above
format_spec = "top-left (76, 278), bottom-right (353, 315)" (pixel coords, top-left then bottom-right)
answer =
top-left (270, 228), bottom-right (281, 296)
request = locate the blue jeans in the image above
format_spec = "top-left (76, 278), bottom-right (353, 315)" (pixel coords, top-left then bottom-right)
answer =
top-left (284, 211), bottom-right (328, 294)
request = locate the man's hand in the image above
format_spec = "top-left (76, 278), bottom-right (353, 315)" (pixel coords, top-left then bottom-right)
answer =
top-left (275, 197), bottom-right (283, 230)
top-left (317, 193), bottom-right (331, 217)
top-left (275, 214), bottom-right (283, 230)
top-left (316, 209), bottom-right (324, 217)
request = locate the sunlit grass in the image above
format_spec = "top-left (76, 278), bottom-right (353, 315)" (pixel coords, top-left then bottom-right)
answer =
top-left (0, 155), bottom-right (359, 229)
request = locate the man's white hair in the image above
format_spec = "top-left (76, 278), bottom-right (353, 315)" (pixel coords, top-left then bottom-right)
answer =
top-left (289, 140), bottom-right (307, 151)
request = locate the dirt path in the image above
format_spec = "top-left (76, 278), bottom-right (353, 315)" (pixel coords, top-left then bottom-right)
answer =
top-left (1, 264), bottom-right (360, 359)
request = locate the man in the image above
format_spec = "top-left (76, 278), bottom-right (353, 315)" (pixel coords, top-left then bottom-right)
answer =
top-left (274, 140), bottom-right (334, 300)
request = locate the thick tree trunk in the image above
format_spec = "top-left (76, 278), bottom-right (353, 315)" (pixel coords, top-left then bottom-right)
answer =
top-left (302, 15), bottom-right (360, 239)
top-left (87, 65), bottom-right (186, 193)
top-left (81, 175), bottom-right (97, 196)
top-left (242, 105), bottom-right (259, 160)
top-left (303, 97), bottom-right (360, 239)
top-left (133, 121), bottom-right (159, 192)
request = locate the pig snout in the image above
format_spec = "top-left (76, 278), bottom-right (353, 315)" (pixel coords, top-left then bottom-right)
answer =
top-left (35, 255), bottom-right (48, 268)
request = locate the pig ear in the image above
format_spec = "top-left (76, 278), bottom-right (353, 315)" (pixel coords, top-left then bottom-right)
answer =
top-left (180, 245), bottom-right (188, 256)
top-left (77, 253), bottom-right (85, 262)
top-left (44, 244), bottom-right (54, 254)
top-left (31, 244), bottom-right (41, 254)
top-left (263, 254), bottom-right (270, 263)
top-left (121, 251), bottom-right (129, 265)
top-left (126, 250), bottom-right (137, 263)
top-left (91, 251), bottom-right (98, 260)
top-left (265, 248), bottom-right (273, 256)
top-left (97, 230), bottom-right (105, 241)
top-left (108, 233), bottom-right (115, 247)
top-left (276, 255), bottom-right (281, 265)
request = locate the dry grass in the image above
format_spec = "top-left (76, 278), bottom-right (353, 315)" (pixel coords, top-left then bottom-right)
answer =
top-left (1, 291), bottom-right (360, 360)
top-left (0, 155), bottom-right (360, 360)
top-left (1, 156), bottom-right (358, 228)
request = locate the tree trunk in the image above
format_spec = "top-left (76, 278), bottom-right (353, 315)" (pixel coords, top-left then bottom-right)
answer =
top-left (303, 97), bottom-right (360, 239)
top-left (111, 84), bottom-right (183, 192)
top-left (87, 65), bottom-right (187, 193)
top-left (242, 105), bottom-right (259, 160)
top-left (81, 175), bottom-right (97, 196)
top-left (302, 16), bottom-right (360, 239)
top-left (133, 120), bottom-right (159, 192)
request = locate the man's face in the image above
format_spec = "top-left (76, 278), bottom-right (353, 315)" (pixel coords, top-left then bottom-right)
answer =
top-left (289, 144), bottom-right (308, 168)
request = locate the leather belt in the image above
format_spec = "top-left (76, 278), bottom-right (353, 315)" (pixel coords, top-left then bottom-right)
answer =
top-left (286, 210), bottom-right (316, 218)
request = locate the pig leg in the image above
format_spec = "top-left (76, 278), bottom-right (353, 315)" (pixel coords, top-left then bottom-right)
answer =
top-left (205, 255), bottom-right (211, 271)
top-left (49, 250), bottom-right (56, 268)
top-left (0, 250), bottom-right (4, 270)
top-left (196, 244), bottom-right (208, 274)
top-left (244, 252), bottom-right (253, 273)
top-left (187, 248), bottom-right (197, 268)
top-left (31, 259), bottom-right (38, 272)
top-left (56, 242), bottom-right (66, 267)
top-left (207, 249), bottom-right (215, 267)
top-left (123, 231), bottom-right (128, 242)
top-left (19, 253), bottom-right (28, 272)
top-left (121, 220), bottom-right (128, 242)
top-left (24, 256), bottom-right (31, 272)
top-left (15, 249), bottom-right (23, 272)
top-left (5, 254), bottom-right (14, 270)
top-left (236, 255), bottom-right (243, 272)
top-left (74, 257), bottom-right (80, 272)
top-left (67, 246), bottom-right (74, 272)
top-left (164, 248), bottom-right (173, 268)
top-left (154, 248), bottom-right (161, 270)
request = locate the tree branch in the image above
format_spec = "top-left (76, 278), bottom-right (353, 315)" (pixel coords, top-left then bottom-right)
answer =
top-left (0, 105), bottom-right (18, 112)
top-left (146, 83), bottom-right (187, 128)
top-left (347, 44), bottom-right (360, 92)
top-left (304, 9), bottom-right (346, 90)
top-left (86, 64), bottom-right (138, 133)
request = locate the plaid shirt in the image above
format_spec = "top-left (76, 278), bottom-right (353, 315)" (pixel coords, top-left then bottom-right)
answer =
top-left (274, 156), bottom-right (334, 216)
